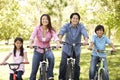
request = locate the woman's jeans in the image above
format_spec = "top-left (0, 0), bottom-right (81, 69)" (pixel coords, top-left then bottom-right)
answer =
top-left (59, 51), bottom-right (80, 80)
top-left (10, 71), bottom-right (23, 80)
top-left (89, 55), bottom-right (109, 80)
top-left (30, 50), bottom-right (54, 80)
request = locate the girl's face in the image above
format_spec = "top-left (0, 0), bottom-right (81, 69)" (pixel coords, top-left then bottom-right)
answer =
top-left (15, 40), bottom-right (23, 49)
top-left (70, 15), bottom-right (79, 26)
top-left (41, 16), bottom-right (49, 26)
top-left (96, 29), bottom-right (104, 38)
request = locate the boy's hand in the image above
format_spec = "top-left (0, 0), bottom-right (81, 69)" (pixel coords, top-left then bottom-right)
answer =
top-left (111, 49), bottom-right (116, 52)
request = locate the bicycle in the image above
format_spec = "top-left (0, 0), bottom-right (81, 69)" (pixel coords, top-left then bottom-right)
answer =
top-left (0, 62), bottom-right (29, 80)
top-left (93, 50), bottom-right (114, 80)
top-left (61, 41), bottom-right (88, 80)
top-left (27, 46), bottom-right (59, 80)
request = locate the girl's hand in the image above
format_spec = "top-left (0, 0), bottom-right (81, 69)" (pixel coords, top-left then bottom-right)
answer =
top-left (29, 44), bottom-right (33, 49)
top-left (0, 62), bottom-right (7, 65)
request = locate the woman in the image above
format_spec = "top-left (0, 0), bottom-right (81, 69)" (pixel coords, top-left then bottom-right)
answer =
top-left (29, 14), bottom-right (60, 80)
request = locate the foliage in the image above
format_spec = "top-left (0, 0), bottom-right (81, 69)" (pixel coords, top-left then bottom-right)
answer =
top-left (0, 0), bottom-right (120, 41)
top-left (90, 0), bottom-right (120, 40)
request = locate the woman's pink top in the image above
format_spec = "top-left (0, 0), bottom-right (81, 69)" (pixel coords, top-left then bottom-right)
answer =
top-left (30, 26), bottom-right (59, 52)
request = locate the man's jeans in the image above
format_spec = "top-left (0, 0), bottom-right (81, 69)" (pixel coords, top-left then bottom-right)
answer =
top-left (59, 51), bottom-right (80, 80)
top-left (89, 55), bottom-right (109, 80)
top-left (30, 50), bottom-right (54, 80)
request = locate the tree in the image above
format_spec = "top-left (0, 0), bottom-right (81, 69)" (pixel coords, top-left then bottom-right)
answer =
top-left (0, 0), bottom-right (21, 43)
top-left (89, 0), bottom-right (120, 40)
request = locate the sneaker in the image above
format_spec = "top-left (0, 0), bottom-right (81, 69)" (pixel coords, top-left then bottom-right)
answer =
top-left (48, 77), bottom-right (54, 80)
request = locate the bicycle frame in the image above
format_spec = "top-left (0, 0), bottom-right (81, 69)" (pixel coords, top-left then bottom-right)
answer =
top-left (2, 62), bottom-right (29, 80)
top-left (62, 41), bottom-right (83, 80)
top-left (94, 50), bottom-right (108, 80)
top-left (28, 46), bottom-right (56, 80)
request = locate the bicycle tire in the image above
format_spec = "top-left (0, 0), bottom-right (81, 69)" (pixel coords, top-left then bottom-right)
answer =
top-left (40, 63), bottom-right (47, 80)
top-left (66, 63), bottom-right (74, 80)
top-left (100, 69), bottom-right (108, 80)
top-left (94, 72), bottom-right (98, 80)
top-left (97, 69), bottom-right (107, 80)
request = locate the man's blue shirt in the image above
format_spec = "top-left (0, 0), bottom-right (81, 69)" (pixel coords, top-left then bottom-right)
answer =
top-left (58, 23), bottom-right (88, 56)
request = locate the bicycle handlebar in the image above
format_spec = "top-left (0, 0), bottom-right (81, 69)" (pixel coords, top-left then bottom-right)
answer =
top-left (27, 46), bottom-right (61, 50)
top-left (0, 62), bottom-right (29, 65)
top-left (0, 62), bottom-right (29, 71)
top-left (61, 41), bottom-right (89, 46)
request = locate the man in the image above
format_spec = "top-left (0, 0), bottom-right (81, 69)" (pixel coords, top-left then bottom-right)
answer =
top-left (58, 12), bottom-right (89, 80)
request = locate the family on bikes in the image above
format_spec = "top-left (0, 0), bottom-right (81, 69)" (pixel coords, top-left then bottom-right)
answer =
top-left (0, 12), bottom-right (116, 80)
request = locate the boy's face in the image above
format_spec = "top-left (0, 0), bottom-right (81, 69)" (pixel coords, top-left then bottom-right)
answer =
top-left (96, 29), bottom-right (104, 37)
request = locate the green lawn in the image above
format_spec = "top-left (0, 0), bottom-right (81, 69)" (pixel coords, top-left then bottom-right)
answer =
top-left (0, 44), bottom-right (120, 80)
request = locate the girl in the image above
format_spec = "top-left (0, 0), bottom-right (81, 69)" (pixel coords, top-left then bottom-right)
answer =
top-left (0, 37), bottom-right (29, 80)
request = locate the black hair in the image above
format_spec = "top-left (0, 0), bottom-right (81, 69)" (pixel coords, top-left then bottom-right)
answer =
top-left (13, 37), bottom-right (24, 57)
top-left (95, 25), bottom-right (105, 33)
top-left (70, 12), bottom-right (80, 23)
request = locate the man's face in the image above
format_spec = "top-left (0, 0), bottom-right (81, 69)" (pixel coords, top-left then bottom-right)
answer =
top-left (70, 15), bottom-right (79, 26)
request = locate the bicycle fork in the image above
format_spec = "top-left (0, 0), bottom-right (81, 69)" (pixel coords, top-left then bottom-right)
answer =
top-left (40, 61), bottom-right (48, 80)
top-left (98, 58), bottom-right (104, 80)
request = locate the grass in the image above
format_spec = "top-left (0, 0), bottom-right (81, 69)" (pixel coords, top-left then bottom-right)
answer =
top-left (0, 44), bottom-right (120, 80)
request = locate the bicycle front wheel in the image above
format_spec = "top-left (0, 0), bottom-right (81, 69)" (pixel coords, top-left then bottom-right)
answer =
top-left (66, 63), bottom-right (74, 80)
top-left (98, 69), bottom-right (108, 80)
top-left (40, 64), bottom-right (47, 80)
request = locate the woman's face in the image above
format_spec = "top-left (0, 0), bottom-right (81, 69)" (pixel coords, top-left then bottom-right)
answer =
top-left (96, 29), bottom-right (104, 38)
top-left (70, 15), bottom-right (79, 26)
top-left (15, 40), bottom-right (22, 49)
top-left (41, 16), bottom-right (49, 26)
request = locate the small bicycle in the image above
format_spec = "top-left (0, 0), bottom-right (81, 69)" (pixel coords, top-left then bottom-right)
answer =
top-left (61, 41), bottom-right (88, 80)
top-left (0, 62), bottom-right (29, 80)
top-left (27, 46), bottom-right (58, 80)
top-left (94, 50), bottom-right (114, 80)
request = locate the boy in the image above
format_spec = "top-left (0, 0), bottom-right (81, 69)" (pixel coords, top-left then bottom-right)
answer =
top-left (88, 25), bottom-right (116, 80)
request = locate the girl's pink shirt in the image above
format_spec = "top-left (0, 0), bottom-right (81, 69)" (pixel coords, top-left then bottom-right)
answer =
top-left (10, 49), bottom-right (27, 73)
top-left (30, 25), bottom-right (59, 48)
